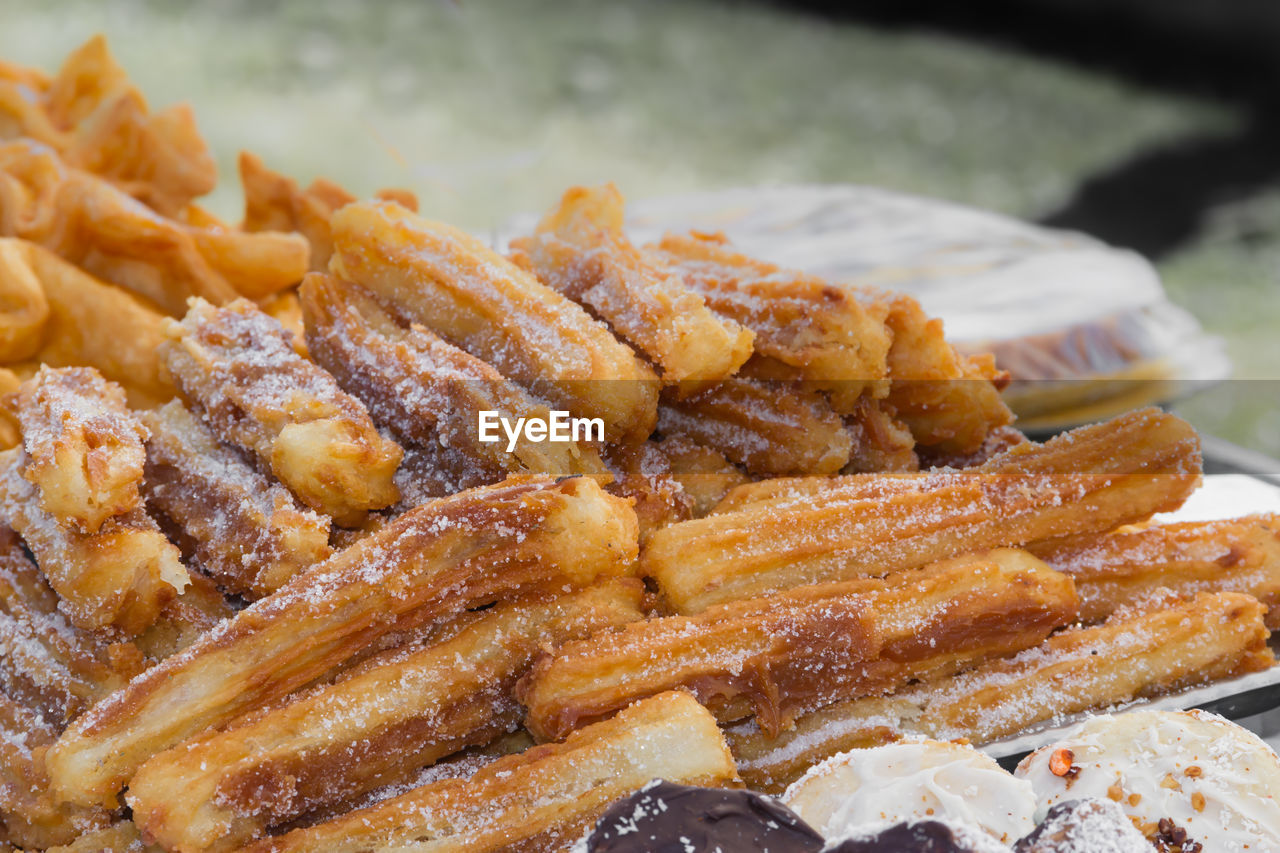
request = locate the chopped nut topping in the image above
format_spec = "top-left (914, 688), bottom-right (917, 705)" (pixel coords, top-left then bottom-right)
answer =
top-left (1049, 747), bottom-right (1075, 777)
top-left (1191, 792), bottom-right (1206, 813)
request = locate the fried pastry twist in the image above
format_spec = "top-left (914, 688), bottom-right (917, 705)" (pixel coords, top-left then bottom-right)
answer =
top-left (646, 407), bottom-right (1201, 613)
top-left (142, 400), bottom-right (332, 598)
top-left (128, 580), bottom-right (646, 852)
top-left (329, 200), bottom-right (660, 442)
top-left (727, 590), bottom-right (1273, 791)
top-left (650, 433), bottom-right (749, 518)
top-left (46, 475), bottom-right (639, 807)
top-left (520, 548), bottom-right (1077, 740)
top-left (245, 691), bottom-right (738, 853)
top-left (160, 297), bottom-right (402, 525)
top-left (510, 184), bottom-right (753, 385)
top-left (13, 365), bottom-right (147, 532)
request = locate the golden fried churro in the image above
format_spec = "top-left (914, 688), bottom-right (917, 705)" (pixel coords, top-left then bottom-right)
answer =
top-left (246, 691), bottom-right (738, 853)
top-left (329, 200), bottom-right (660, 442)
top-left (129, 580), bottom-right (646, 852)
top-left (520, 549), bottom-right (1076, 741)
top-left (650, 434), bottom-right (748, 518)
top-left (13, 366), bottom-right (147, 532)
top-left (142, 400), bottom-right (333, 598)
top-left (510, 184), bottom-right (753, 385)
top-left (654, 231), bottom-right (891, 397)
top-left (46, 475), bottom-right (639, 807)
top-left (301, 272), bottom-right (607, 481)
top-left (0, 448), bottom-right (188, 635)
top-left (132, 569), bottom-right (232, 663)
top-left (602, 441), bottom-right (691, 541)
top-left (843, 394), bottom-right (920, 473)
top-left (726, 590), bottom-right (1273, 792)
top-left (1031, 514), bottom-right (1280, 626)
top-left (647, 407), bottom-right (1200, 613)
top-left (161, 298), bottom-right (402, 524)
top-left (44, 820), bottom-right (160, 853)
top-left (657, 377), bottom-right (853, 477)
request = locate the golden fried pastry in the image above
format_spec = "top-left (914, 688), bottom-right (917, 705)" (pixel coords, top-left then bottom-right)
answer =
top-left (842, 394), bottom-right (920, 473)
top-left (13, 365), bottom-right (147, 532)
top-left (44, 820), bottom-right (160, 853)
top-left (510, 184), bottom-right (753, 385)
top-left (601, 440), bottom-right (691, 541)
top-left (657, 377), bottom-right (853, 477)
top-left (646, 407), bottom-right (1201, 613)
top-left (240, 150), bottom-right (417, 272)
top-left (131, 569), bottom-right (233, 663)
top-left (0, 447), bottom-right (188, 636)
top-left (1032, 514), bottom-right (1280, 626)
top-left (874, 289), bottom-right (1013, 456)
top-left (0, 366), bottom-right (21, 448)
top-left (301, 272), bottom-right (608, 481)
top-left (329, 200), bottom-right (660, 442)
top-left (46, 475), bottom-right (639, 807)
top-left (245, 690), bottom-right (738, 853)
top-left (650, 434), bottom-right (749, 518)
top-left (654, 230), bottom-right (892, 401)
top-left (520, 549), bottom-right (1076, 740)
top-left (129, 580), bottom-right (646, 852)
top-left (0, 237), bottom-right (49, 361)
top-left (727, 590), bottom-right (1273, 791)
top-left (160, 297), bottom-right (402, 524)
top-left (142, 399), bottom-right (333, 598)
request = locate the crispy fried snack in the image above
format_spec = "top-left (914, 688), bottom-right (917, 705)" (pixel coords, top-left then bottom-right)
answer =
top-left (0, 237), bottom-right (49, 361)
top-left (646, 407), bottom-right (1201, 613)
top-left (45, 820), bottom-right (160, 853)
top-left (843, 394), bottom-right (920, 473)
top-left (875, 289), bottom-right (1014, 456)
top-left (142, 400), bottom-right (333, 598)
top-left (129, 580), bottom-right (646, 852)
top-left (0, 238), bottom-right (172, 404)
top-left (654, 231), bottom-right (891, 397)
top-left (301, 272), bottom-right (608, 481)
top-left (1032, 514), bottom-right (1280, 626)
top-left (161, 298), bottom-right (402, 524)
top-left (241, 151), bottom-right (418, 272)
top-left (0, 140), bottom-right (306, 314)
top-left (0, 35), bottom-right (216, 216)
top-left (0, 448), bottom-right (188, 635)
top-left (329, 200), bottom-right (660, 442)
top-left (46, 475), bottom-right (639, 807)
top-left (657, 377), bottom-right (853, 477)
top-left (13, 366), bottom-right (147, 532)
top-left (650, 434), bottom-right (748, 518)
top-left (0, 366), bottom-right (21, 448)
top-left (132, 570), bottom-right (233, 663)
top-left (246, 691), bottom-right (738, 853)
top-left (520, 549), bottom-right (1077, 740)
top-left (602, 441), bottom-right (691, 541)
top-left (0, 694), bottom-right (113, 849)
top-left (727, 590), bottom-right (1273, 791)
top-left (510, 184), bottom-right (753, 385)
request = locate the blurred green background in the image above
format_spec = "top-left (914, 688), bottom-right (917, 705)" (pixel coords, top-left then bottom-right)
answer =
top-left (1, 0), bottom-right (1275, 457)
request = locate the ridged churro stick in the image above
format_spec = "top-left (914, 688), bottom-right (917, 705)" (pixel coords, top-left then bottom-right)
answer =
top-left (727, 590), bottom-right (1273, 792)
top-left (142, 400), bottom-right (333, 598)
top-left (12, 366), bottom-right (147, 532)
top-left (329, 200), bottom-right (660, 442)
top-left (647, 408), bottom-right (1201, 613)
top-left (245, 691), bottom-right (738, 853)
top-left (128, 580), bottom-right (646, 852)
top-left (300, 272), bottom-right (608, 480)
top-left (1031, 514), bottom-right (1280, 626)
top-left (46, 475), bottom-right (638, 808)
top-left (160, 297), bottom-right (402, 525)
top-left (520, 549), bottom-right (1077, 740)
top-left (510, 184), bottom-right (754, 385)
top-left (651, 434), bottom-right (749, 518)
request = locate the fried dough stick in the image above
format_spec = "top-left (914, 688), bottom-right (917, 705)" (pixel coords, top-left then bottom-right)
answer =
top-left (46, 476), bottom-right (639, 808)
top-left (329, 200), bottom-right (660, 442)
top-left (129, 581), bottom-right (647, 852)
top-left (646, 407), bottom-right (1201, 613)
top-left (520, 549), bottom-right (1077, 741)
top-left (510, 184), bottom-right (753, 385)
top-left (0, 448), bottom-right (188, 635)
top-left (727, 590), bottom-right (1273, 791)
top-left (657, 377), bottom-right (853, 477)
top-left (161, 298), bottom-right (402, 525)
top-left (653, 231), bottom-right (891, 401)
top-left (246, 691), bottom-right (738, 853)
top-left (142, 400), bottom-right (332, 598)
top-left (1032, 515), bottom-right (1280, 626)
top-left (45, 820), bottom-right (161, 853)
top-left (601, 441), bottom-right (691, 542)
top-left (0, 528), bottom-right (141, 725)
top-left (13, 366), bottom-right (147, 532)
top-left (132, 570), bottom-right (233, 662)
top-left (651, 434), bottom-right (749, 518)
top-left (300, 272), bottom-right (607, 480)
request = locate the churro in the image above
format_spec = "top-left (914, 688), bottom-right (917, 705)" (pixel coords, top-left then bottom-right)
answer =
top-left (650, 434), bottom-right (749, 518)
top-left (160, 297), bottom-right (402, 524)
top-left (601, 440), bottom-right (691, 541)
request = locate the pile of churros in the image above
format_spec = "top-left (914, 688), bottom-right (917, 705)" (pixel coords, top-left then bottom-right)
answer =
top-left (0, 36), bottom-right (1278, 853)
